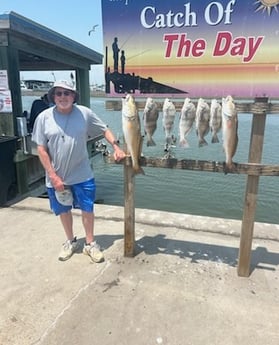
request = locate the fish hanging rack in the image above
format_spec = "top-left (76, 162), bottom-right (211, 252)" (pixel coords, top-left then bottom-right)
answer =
top-left (106, 97), bottom-right (279, 278)
top-left (105, 96), bottom-right (279, 113)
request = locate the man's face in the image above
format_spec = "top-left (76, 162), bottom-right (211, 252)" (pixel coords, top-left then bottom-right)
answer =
top-left (54, 88), bottom-right (75, 113)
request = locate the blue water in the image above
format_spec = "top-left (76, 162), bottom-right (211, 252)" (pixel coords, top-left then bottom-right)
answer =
top-left (23, 96), bottom-right (279, 224)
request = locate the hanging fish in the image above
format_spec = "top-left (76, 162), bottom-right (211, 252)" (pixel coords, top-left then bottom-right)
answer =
top-left (122, 94), bottom-right (144, 175)
top-left (210, 99), bottom-right (222, 143)
top-left (143, 97), bottom-right (159, 147)
top-left (179, 97), bottom-right (196, 148)
top-left (162, 98), bottom-right (176, 145)
top-left (222, 95), bottom-right (238, 173)
top-left (196, 98), bottom-right (210, 147)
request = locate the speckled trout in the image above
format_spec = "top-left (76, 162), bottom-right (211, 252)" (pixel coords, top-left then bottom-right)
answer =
top-left (122, 94), bottom-right (144, 175)
top-left (222, 95), bottom-right (238, 172)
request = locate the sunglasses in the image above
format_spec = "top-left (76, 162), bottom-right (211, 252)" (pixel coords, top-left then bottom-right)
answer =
top-left (54, 90), bottom-right (72, 97)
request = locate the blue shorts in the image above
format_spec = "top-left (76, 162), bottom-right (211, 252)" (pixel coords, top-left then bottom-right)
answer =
top-left (47, 178), bottom-right (96, 216)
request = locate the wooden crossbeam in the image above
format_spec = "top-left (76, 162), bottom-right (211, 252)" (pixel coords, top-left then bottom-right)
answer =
top-left (106, 99), bottom-right (279, 114)
top-left (106, 155), bottom-right (279, 176)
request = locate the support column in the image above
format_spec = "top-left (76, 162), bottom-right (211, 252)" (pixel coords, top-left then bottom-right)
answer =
top-left (75, 68), bottom-right (90, 107)
top-left (0, 44), bottom-right (21, 135)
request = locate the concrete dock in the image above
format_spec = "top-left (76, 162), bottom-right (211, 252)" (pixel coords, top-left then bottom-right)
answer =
top-left (0, 197), bottom-right (278, 345)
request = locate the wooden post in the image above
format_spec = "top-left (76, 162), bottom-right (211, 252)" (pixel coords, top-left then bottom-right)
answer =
top-left (123, 155), bottom-right (135, 257)
top-left (238, 104), bottom-right (267, 276)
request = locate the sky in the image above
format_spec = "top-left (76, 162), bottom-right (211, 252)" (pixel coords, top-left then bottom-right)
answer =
top-left (1, 0), bottom-right (105, 85)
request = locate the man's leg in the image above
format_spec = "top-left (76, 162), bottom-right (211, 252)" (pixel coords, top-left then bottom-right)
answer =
top-left (82, 211), bottom-right (104, 263)
top-left (81, 210), bottom-right (94, 244)
top-left (60, 211), bottom-right (74, 241)
top-left (58, 211), bottom-right (77, 261)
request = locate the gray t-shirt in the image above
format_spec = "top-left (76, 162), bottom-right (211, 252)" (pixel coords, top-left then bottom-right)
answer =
top-left (32, 104), bottom-right (107, 187)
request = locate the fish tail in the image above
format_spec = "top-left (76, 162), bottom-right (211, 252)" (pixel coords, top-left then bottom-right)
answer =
top-left (223, 161), bottom-right (236, 174)
top-left (147, 138), bottom-right (156, 147)
top-left (211, 134), bottom-right (219, 143)
top-left (199, 138), bottom-right (208, 147)
top-left (179, 138), bottom-right (189, 148)
top-left (133, 166), bottom-right (145, 176)
top-left (165, 136), bottom-right (172, 145)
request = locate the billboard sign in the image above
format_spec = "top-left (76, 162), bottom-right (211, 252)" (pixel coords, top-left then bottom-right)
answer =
top-left (101, 0), bottom-right (279, 98)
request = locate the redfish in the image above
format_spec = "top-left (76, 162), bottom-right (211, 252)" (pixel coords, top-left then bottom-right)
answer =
top-left (122, 94), bottom-right (144, 175)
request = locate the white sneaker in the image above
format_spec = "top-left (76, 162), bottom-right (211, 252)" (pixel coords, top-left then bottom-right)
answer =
top-left (83, 241), bottom-right (104, 263)
top-left (58, 238), bottom-right (78, 261)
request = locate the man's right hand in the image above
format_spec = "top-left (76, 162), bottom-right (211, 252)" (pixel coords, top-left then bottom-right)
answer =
top-left (49, 173), bottom-right (64, 191)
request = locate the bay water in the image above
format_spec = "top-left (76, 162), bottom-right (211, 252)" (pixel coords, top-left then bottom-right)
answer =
top-left (23, 96), bottom-right (279, 224)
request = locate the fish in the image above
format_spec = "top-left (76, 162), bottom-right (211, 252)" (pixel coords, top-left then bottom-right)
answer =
top-left (209, 99), bottom-right (222, 143)
top-left (222, 95), bottom-right (238, 172)
top-left (178, 97), bottom-right (196, 148)
top-left (162, 98), bottom-right (176, 145)
top-left (122, 94), bottom-right (144, 175)
top-left (142, 97), bottom-right (159, 146)
top-left (195, 98), bottom-right (210, 147)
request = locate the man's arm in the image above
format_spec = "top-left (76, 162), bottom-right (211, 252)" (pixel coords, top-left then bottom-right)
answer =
top-left (103, 129), bottom-right (126, 162)
top-left (37, 145), bottom-right (64, 191)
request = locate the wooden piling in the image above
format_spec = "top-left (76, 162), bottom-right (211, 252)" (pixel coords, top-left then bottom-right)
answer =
top-left (237, 102), bottom-right (267, 277)
top-left (123, 155), bottom-right (135, 257)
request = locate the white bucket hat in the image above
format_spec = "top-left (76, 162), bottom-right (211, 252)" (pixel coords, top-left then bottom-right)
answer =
top-left (55, 188), bottom-right (73, 206)
top-left (48, 80), bottom-right (79, 104)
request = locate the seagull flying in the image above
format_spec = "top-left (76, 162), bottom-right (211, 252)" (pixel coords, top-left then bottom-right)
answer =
top-left (88, 25), bottom-right (99, 36)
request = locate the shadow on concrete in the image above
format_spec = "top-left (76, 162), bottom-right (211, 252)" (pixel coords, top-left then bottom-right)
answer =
top-left (75, 232), bottom-right (278, 275)
top-left (135, 234), bottom-right (279, 274)
top-left (250, 246), bottom-right (279, 273)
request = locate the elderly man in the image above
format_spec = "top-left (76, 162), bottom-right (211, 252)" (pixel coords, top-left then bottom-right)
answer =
top-left (32, 80), bottom-right (125, 262)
